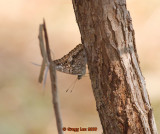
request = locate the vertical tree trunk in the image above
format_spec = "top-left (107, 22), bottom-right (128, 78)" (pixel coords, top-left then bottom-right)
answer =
top-left (72, 0), bottom-right (158, 133)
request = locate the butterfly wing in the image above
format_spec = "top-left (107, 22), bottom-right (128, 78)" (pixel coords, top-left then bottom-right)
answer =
top-left (53, 44), bottom-right (87, 77)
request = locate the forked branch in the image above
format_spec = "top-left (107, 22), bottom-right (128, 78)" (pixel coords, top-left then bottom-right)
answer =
top-left (38, 19), bottom-right (63, 134)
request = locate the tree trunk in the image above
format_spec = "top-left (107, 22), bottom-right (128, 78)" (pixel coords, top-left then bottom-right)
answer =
top-left (72, 0), bottom-right (158, 133)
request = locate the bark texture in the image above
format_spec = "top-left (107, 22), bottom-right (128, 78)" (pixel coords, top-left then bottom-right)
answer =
top-left (72, 0), bottom-right (158, 133)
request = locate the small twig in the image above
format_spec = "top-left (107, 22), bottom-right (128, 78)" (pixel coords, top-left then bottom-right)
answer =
top-left (38, 24), bottom-right (48, 83)
top-left (43, 19), bottom-right (63, 134)
top-left (30, 62), bottom-right (41, 66)
top-left (43, 64), bottom-right (49, 88)
top-left (38, 24), bottom-right (48, 64)
top-left (38, 59), bottom-right (46, 83)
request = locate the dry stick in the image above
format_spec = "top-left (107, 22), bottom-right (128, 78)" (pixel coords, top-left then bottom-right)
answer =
top-left (38, 24), bottom-right (47, 83)
top-left (38, 58), bottom-right (46, 83)
top-left (43, 20), bottom-right (63, 134)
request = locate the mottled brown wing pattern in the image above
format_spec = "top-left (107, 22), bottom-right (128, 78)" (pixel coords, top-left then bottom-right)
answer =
top-left (53, 44), bottom-right (87, 79)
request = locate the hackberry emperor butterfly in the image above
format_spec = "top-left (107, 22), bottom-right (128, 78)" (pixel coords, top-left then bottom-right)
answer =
top-left (53, 44), bottom-right (87, 79)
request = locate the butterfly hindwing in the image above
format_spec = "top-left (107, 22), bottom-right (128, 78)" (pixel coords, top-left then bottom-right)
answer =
top-left (53, 44), bottom-right (87, 77)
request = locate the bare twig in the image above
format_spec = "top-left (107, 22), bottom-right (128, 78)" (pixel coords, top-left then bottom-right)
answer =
top-left (38, 24), bottom-right (48, 83)
top-left (43, 19), bottom-right (63, 134)
top-left (38, 19), bottom-right (63, 134)
top-left (38, 59), bottom-right (46, 83)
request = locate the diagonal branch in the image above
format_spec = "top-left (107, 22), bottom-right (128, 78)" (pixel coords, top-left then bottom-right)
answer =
top-left (38, 19), bottom-right (63, 134)
top-left (43, 19), bottom-right (63, 134)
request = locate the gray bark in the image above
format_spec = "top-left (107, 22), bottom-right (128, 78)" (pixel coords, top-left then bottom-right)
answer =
top-left (72, 0), bottom-right (158, 133)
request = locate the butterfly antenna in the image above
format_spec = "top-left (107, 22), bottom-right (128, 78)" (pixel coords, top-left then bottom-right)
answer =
top-left (70, 78), bottom-right (78, 93)
top-left (66, 77), bottom-right (77, 92)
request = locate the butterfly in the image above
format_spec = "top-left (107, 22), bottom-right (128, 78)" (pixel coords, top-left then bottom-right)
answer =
top-left (53, 44), bottom-right (87, 80)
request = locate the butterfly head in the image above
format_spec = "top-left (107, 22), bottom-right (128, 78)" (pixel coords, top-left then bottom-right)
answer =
top-left (78, 75), bottom-right (82, 80)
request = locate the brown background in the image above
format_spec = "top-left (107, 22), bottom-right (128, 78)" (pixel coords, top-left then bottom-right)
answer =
top-left (0, 0), bottom-right (160, 133)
